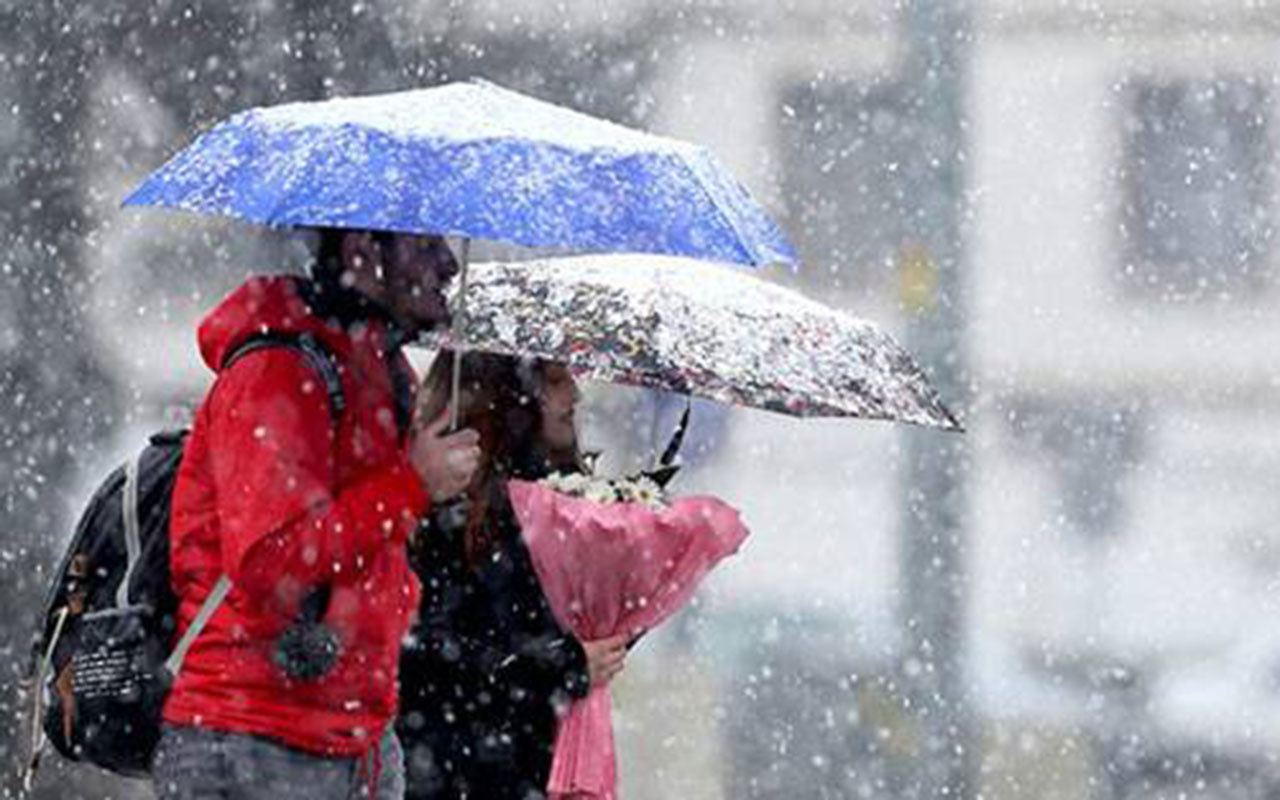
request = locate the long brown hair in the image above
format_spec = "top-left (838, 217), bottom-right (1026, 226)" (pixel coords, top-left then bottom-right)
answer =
top-left (416, 350), bottom-right (577, 563)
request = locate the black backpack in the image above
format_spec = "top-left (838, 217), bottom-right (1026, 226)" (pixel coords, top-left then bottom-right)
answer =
top-left (25, 333), bottom-right (346, 783)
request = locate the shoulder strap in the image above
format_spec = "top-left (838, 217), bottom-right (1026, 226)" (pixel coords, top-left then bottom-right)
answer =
top-left (221, 332), bottom-right (346, 421)
top-left (114, 454), bottom-right (144, 609)
top-left (164, 575), bottom-right (231, 676)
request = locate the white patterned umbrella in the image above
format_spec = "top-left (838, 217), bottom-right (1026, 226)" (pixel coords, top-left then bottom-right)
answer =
top-left (425, 254), bottom-right (961, 431)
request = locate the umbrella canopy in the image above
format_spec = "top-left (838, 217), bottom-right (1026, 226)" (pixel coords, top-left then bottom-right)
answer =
top-left (123, 80), bottom-right (795, 267)
top-left (425, 255), bottom-right (962, 431)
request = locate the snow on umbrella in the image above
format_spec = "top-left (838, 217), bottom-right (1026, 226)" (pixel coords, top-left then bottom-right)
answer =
top-left (122, 79), bottom-right (795, 268)
top-left (425, 254), bottom-right (962, 431)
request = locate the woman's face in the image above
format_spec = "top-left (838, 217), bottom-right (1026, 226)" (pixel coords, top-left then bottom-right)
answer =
top-left (538, 363), bottom-right (579, 454)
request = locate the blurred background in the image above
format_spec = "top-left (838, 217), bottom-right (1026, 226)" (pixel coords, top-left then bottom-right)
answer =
top-left (4, 1), bottom-right (1280, 798)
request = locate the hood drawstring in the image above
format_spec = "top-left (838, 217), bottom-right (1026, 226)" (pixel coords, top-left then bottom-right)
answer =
top-left (355, 731), bottom-right (383, 799)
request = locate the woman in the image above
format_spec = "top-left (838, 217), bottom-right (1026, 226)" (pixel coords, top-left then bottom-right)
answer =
top-left (398, 351), bottom-right (628, 800)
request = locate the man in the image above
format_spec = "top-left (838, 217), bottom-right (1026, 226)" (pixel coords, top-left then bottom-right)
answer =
top-left (154, 229), bottom-right (480, 800)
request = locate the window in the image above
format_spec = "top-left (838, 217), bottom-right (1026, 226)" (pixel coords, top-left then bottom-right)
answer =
top-left (1007, 399), bottom-right (1144, 540)
top-left (1119, 77), bottom-right (1272, 301)
top-left (778, 79), bottom-right (917, 296)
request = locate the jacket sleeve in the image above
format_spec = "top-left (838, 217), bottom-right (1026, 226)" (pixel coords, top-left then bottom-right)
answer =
top-left (498, 629), bottom-right (591, 699)
top-left (205, 348), bottom-right (429, 614)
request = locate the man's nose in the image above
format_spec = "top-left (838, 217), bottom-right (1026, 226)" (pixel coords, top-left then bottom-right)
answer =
top-left (436, 241), bottom-right (460, 281)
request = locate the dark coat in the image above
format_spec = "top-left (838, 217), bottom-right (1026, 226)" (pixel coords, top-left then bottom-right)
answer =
top-left (398, 481), bottom-right (590, 800)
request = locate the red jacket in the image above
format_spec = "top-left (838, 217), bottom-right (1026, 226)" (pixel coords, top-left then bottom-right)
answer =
top-left (164, 276), bottom-right (427, 757)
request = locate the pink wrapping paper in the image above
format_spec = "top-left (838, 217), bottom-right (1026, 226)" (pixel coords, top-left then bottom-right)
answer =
top-left (508, 480), bottom-right (750, 800)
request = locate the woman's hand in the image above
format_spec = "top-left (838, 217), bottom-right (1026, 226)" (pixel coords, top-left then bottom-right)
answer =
top-left (582, 633), bottom-right (629, 687)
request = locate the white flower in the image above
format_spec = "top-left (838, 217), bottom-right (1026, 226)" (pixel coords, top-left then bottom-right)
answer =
top-left (544, 471), bottom-right (589, 495)
top-left (629, 477), bottom-right (664, 508)
top-left (561, 473), bottom-right (591, 493)
top-left (538, 471), bottom-right (667, 508)
top-left (583, 482), bottom-right (615, 504)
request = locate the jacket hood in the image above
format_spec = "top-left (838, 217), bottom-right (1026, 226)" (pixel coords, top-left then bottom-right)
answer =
top-left (198, 276), bottom-right (351, 371)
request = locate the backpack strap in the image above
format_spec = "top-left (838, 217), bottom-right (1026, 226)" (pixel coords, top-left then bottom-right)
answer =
top-left (110, 442), bottom-right (232, 677)
top-left (164, 575), bottom-right (231, 676)
top-left (221, 332), bottom-right (346, 421)
top-left (114, 455), bottom-right (144, 609)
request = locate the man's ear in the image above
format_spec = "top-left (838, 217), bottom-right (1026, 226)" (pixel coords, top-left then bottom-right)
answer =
top-left (340, 231), bottom-right (378, 276)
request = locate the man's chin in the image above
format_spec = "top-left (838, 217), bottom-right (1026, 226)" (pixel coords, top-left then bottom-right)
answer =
top-left (429, 297), bottom-right (453, 328)
top-left (406, 305), bottom-right (451, 334)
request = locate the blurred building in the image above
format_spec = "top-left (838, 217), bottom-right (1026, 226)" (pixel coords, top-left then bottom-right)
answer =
top-left (605, 1), bottom-right (1280, 798)
top-left (82, 1), bottom-right (1280, 798)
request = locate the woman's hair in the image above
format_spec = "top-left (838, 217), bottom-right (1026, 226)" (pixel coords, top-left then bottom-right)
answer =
top-left (417, 349), bottom-right (578, 562)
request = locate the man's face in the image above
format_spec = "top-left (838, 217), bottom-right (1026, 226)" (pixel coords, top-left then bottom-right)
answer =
top-left (375, 233), bottom-right (459, 335)
top-left (538, 363), bottom-right (579, 454)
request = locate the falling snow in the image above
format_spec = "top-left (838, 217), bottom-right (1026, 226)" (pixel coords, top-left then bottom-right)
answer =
top-left (3, 2), bottom-right (1279, 800)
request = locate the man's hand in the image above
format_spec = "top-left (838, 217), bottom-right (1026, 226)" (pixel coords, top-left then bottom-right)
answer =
top-left (582, 633), bottom-right (629, 688)
top-left (409, 411), bottom-right (481, 501)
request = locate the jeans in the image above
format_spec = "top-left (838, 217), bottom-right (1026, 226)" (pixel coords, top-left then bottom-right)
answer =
top-left (152, 724), bottom-right (405, 800)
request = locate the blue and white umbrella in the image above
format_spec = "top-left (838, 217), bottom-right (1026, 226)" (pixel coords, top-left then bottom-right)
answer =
top-left (124, 79), bottom-right (795, 268)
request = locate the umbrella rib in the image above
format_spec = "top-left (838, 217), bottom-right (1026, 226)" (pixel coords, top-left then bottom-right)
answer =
top-left (670, 152), bottom-right (761, 268)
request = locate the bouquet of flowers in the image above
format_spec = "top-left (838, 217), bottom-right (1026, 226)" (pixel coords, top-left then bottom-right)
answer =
top-left (508, 474), bottom-right (750, 800)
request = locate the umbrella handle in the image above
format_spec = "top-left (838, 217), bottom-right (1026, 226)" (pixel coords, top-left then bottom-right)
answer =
top-left (647, 394), bottom-right (691, 472)
top-left (659, 398), bottom-right (692, 468)
top-left (448, 237), bottom-right (471, 432)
